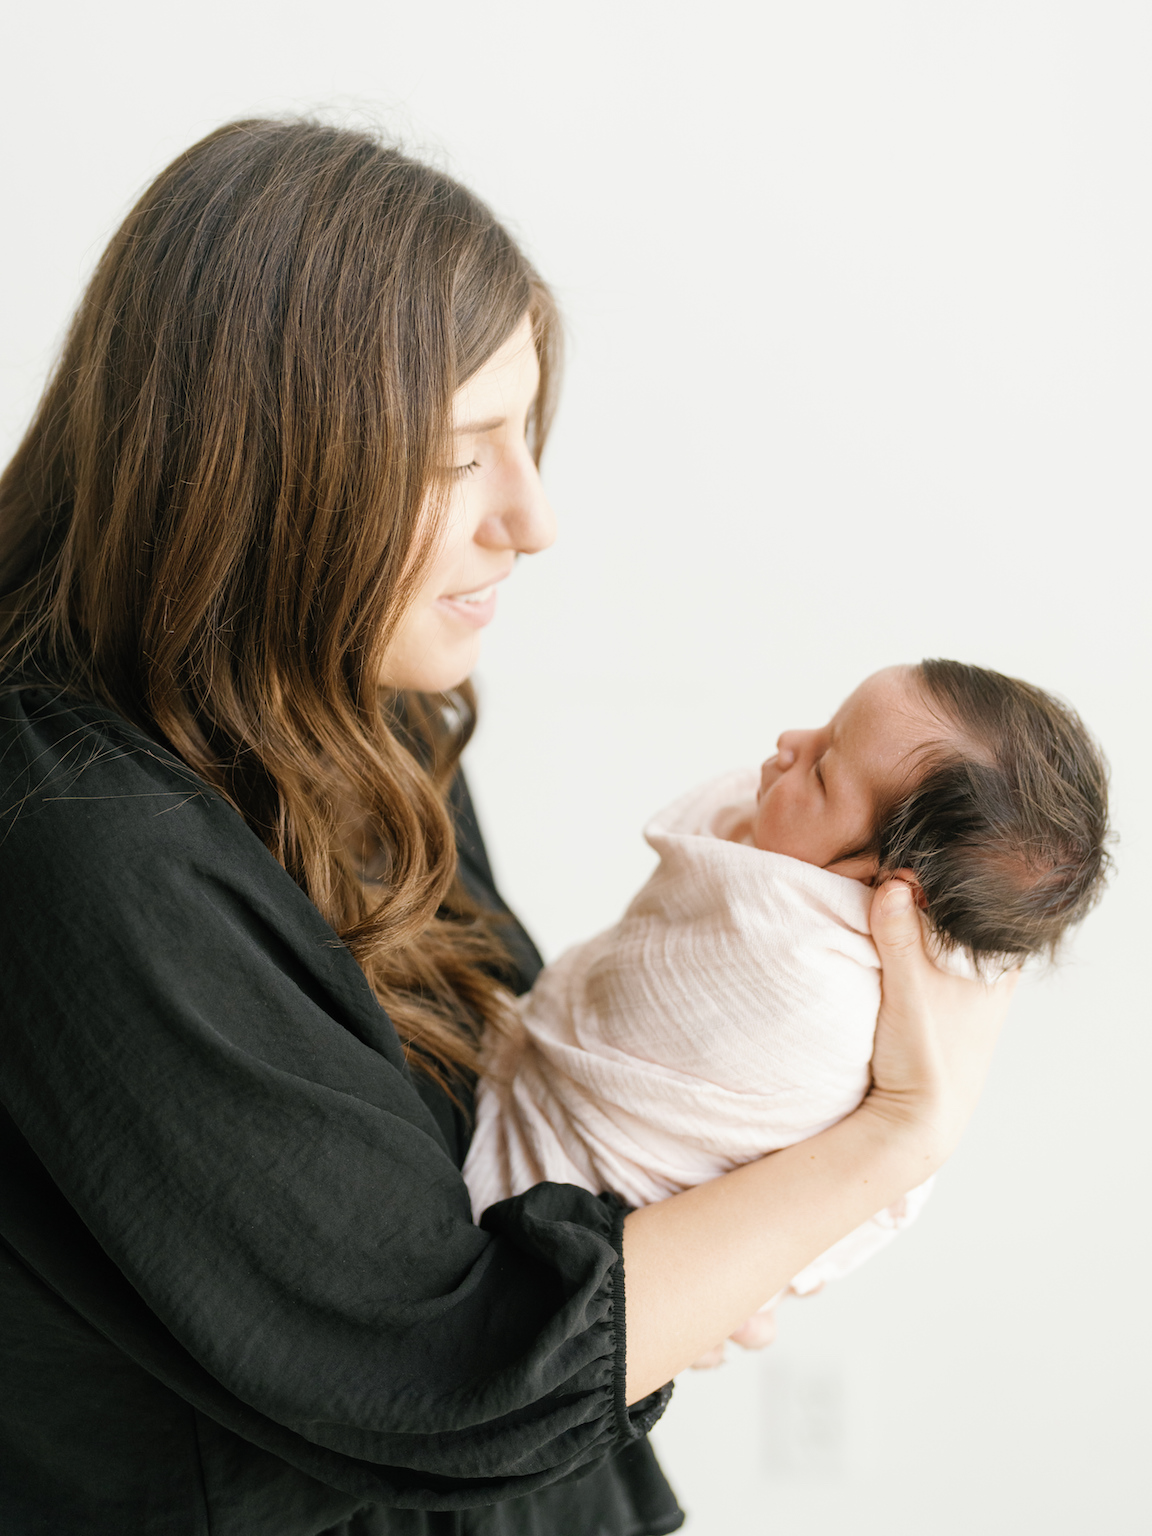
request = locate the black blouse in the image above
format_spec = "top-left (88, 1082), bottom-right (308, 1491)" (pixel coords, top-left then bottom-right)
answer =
top-left (0, 688), bottom-right (683, 1536)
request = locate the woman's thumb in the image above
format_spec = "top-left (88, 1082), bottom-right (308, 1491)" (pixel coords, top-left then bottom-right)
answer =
top-left (869, 876), bottom-right (926, 961)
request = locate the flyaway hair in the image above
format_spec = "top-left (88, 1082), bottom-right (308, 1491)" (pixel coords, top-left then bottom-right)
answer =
top-left (875, 659), bottom-right (1112, 964)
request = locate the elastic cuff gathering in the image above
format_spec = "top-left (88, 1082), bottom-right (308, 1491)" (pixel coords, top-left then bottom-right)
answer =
top-left (604, 1194), bottom-right (674, 1443)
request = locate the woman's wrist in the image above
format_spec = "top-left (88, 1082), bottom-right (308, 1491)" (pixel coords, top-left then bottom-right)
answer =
top-left (849, 1090), bottom-right (953, 1181)
top-left (785, 1094), bottom-right (940, 1221)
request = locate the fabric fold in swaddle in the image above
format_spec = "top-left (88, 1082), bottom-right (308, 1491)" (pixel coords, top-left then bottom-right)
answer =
top-left (464, 769), bottom-right (932, 1295)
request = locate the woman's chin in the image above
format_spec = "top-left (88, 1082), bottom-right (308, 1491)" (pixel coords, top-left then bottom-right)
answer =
top-left (379, 633), bottom-right (482, 694)
top-left (377, 595), bottom-right (495, 692)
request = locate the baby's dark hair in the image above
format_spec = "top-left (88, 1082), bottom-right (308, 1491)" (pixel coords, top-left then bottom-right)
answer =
top-left (873, 660), bottom-right (1111, 964)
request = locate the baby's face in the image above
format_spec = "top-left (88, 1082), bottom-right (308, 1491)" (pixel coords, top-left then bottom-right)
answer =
top-left (750, 666), bottom-right (950, 881)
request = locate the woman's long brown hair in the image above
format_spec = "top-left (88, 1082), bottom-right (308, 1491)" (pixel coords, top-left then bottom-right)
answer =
top-left (0, 118), bottom-right (562, 1094)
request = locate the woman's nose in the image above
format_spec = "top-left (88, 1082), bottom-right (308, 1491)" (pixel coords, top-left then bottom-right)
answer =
top-left (478, 451), bottom-right (557, 556)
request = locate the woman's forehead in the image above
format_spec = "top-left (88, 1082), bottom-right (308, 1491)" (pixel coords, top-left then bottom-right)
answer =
top-left (452, 317), bottom-right (538, 427)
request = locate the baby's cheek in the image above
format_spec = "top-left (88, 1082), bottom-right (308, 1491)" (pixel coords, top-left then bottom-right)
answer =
top-left (752, 789), bottom-right (801, 856)
top-left (748, 795), bottom-right (777, 852)
top-left (754, 791), bottom-right (841, 868)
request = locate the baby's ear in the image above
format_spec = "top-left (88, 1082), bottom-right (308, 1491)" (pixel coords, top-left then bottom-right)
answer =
top-left (883, 866), bottom-right (930, 910)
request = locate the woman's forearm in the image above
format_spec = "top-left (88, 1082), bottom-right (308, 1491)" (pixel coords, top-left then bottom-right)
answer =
top-left (621, 1105), bottom-right (919, 1402)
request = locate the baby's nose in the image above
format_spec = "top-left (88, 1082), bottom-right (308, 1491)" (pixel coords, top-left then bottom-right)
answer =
top-left (775, 741), bottom-right (797, 769)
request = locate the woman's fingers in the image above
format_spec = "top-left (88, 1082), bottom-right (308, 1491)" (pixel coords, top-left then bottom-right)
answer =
top-left (689, 1344), bottom-right (728, 1370)
top-left (865, 873), bottom-right (1018, 1162)
top-left (729, 1309), bottom-right (777, 1350)
top-left (701, 1305), bottom-right (784, 1356)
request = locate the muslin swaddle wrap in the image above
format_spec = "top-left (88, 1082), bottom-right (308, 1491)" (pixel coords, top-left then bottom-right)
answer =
top-left (463, 768), bottom-right (932, 1294)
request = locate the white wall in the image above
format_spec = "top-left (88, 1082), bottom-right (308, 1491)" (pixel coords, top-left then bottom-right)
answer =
top-left (3, 4), bottom-right (1149, 1532)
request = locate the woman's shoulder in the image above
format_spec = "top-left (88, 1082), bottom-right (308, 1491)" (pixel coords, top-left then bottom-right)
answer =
top-left (0, 684), bottom-right (334, 971)
top-left (2, 683), bottom-right (211, 791)
top-left (1, 684), bottom-right (256, 868)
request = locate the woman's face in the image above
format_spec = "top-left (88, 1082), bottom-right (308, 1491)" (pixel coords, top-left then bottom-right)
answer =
top-left (379, 315), bottom-right (556, 692)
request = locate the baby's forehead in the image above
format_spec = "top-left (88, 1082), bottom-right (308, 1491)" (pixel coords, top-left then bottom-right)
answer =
top-left (837, 670), bottom-right (953, 772)
top-left (837, 667), bottom-right (924, 732)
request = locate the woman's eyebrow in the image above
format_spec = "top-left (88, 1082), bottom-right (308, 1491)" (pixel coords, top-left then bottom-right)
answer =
top-left (454, 416), bottom-right (505, 435)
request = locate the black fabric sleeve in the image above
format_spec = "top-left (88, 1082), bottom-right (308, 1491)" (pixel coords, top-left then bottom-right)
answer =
top-left (0, 690), bottom-right (669, 1510)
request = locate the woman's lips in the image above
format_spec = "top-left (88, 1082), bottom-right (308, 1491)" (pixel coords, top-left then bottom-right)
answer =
top-left (436, 584), bottom-right (499, 628)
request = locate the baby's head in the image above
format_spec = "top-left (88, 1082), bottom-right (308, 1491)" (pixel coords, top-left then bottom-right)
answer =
top-left (750, 660), bottom-right (1111, 963)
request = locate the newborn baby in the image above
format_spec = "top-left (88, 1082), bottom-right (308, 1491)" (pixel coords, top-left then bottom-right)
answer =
top-left (463, 658), bottom-right (1110, 1315)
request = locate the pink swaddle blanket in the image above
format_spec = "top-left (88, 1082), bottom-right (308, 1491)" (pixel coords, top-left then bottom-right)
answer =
top-left (463, 769), bottom-right (932, 1295)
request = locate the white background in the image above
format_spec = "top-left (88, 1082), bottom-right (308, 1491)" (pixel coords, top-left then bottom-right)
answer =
top-left (3, 4), bottom-right (1149, 1532)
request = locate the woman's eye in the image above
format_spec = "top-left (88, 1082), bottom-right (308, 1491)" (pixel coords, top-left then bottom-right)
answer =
top-left (451, 460), bottom-right (480, 479)
top-left (814, 757), bottom-right (826, 790)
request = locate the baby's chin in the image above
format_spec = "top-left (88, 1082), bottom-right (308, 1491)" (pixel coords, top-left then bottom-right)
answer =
top-left (826, 861), bottom-right (879, 884)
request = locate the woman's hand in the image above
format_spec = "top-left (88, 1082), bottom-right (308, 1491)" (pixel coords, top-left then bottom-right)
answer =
top-left (861, 875), bottom-right (1018, 1173)
top-left (622, 877), bottom-right (1017, 1403)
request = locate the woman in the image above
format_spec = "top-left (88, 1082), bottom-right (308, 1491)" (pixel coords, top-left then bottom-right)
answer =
top-left (0, 119), bottom-right (1013, 1535)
